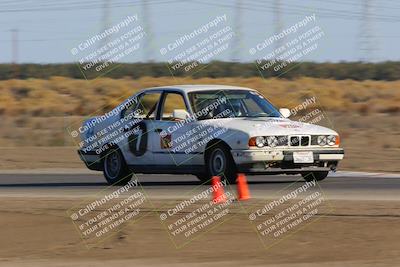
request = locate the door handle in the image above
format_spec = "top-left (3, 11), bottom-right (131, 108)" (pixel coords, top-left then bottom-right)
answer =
top-left (154, 128), bottom-right (163, 133)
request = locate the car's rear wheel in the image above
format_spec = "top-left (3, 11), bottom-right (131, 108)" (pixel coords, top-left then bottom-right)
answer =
top-left (103, 148), bottom-right (132, 185)
top-left (197, 144), bottom-right (237, 184)
top-left (301, 171), bottom-right (329, 182)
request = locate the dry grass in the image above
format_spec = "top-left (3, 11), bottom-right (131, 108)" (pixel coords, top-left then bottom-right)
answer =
top-left (0, 77), bottom-right (399, 172)
top-left (1, 76), bottom-right (400, 117)
top-left (1, 76), bottom-right (399, 145)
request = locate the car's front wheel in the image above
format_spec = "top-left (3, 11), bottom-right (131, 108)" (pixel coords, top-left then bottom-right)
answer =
top-left (301, 171), bottom-right (329, 182)
top-left (103, 148), bottom-right (132, 185)
top-left (197, 144), bottom-right (237, 184)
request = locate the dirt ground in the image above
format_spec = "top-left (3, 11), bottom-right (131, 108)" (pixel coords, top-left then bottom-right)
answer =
top-left (0, 198), bottom-right (399, 267)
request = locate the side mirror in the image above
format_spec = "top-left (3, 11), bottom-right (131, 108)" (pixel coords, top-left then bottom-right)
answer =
top-left (279, 108), bottom-right (291, 118)
top-left (172, 109), bottom-right (190, 120)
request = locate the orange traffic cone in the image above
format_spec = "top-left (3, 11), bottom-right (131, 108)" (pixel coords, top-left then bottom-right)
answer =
top-left (211, 176), bottom-right (226, 203)
top-left (236, 173), bottom-right (250, 201)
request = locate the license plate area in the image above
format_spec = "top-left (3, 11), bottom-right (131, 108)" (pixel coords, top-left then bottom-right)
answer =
top-left (293, 151), bottom-right (314, 163)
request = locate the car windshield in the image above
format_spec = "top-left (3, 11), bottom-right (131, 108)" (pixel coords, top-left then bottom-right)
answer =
top-left (188, 90), bottom-right (281, 120)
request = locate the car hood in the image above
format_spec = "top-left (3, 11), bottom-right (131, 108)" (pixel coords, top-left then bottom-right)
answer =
top-left (213, 117), bottom-right (338, 136)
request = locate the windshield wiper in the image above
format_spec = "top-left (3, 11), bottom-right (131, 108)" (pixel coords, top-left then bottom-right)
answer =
top-left (247, 112), bottom-right (279, 117)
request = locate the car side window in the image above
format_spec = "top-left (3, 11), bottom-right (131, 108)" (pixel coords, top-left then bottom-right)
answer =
top-left (123, 97), bottom-right (140, 118)
top-left (161, 93), bottom-right (188, 121)
top-left (124, 92), bottom-right (161, 120)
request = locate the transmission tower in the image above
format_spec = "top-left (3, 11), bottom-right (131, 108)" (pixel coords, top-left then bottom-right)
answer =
top-left (231, 0), bottom-right (243, 62)
top-left (142, 0), bottom-right (154, 62)
top-left (100, 0), bottom-right (111, 49)
top-left (273, 0), bottom-right (283, 53)
top-left (11, 28), bottom-right (19, 78)
top-left (359, 0), bottom-right (377, 61)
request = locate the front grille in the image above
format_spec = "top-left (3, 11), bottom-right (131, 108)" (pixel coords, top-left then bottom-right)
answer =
top-left (266, 135), bottom-right (310, 147)
top-left (290, 136), bottom-right (300, 146)
top-left (288, 135), bottom-right (310, 146)
top-left (301, 136), bottom-right (310, 146)
top-left (276, 135), bottom-right (288, 146)
top-left (311, 135), bottom-right (318, 145)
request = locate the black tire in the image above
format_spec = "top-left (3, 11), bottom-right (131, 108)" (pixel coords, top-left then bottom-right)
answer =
top-left (301, 171), bottom-right (329, 182)
top-left (103, 148), bottom-right (132, 185)
top-left (200, 143), bottom-right (237, 184)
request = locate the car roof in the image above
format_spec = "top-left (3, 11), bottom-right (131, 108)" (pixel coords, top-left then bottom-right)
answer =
top-left (142, 84), bottom-right (256, 93)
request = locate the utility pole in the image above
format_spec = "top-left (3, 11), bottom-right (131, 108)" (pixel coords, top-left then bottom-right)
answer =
top-left (11, 28), bottom-right (19, 78)
top-left (142, 0), bottom-right (154, 62)
top-left (231, 0), bottom-right (242, 62)
top-left (359, 0), bottom-right (377, 61)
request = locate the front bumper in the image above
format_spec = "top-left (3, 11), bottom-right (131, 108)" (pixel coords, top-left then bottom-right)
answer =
top-left (231, 148), bottom-right (344, 174)
top-left (78, 150), bottom-right (102, 171)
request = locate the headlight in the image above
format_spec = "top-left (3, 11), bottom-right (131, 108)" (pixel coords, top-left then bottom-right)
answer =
top-left (266, 136), bottom-right (278, 147)
top-left (317, 135), bottom-right (327, 146)
top-left (327, 135), bottom-right (336, 146)
top-left (255, 136), bottom-right (265, 147)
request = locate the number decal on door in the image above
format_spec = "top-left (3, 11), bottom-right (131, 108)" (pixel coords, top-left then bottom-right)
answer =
top-left (128, 121), bottom-right (148, 156)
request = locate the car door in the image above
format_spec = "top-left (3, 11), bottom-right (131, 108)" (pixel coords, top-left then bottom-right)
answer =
top-left (119, 91), bottom-right (161, 166)
top-left (149, 91), bottom-right (194, 166)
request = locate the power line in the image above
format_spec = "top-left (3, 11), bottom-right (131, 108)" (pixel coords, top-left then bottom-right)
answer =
top-left (284, 0), bottom-right (400, 11)
top-left (190, 0), bottom-right (400, 23)
top-left (0, 0), bottom-right (182, 13)
top-left (0, 38), bottom-right (83, 42)
top-left (247, 0), bottom-right (400, 22)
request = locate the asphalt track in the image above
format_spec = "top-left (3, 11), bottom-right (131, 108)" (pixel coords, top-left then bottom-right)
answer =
top-left (1, 170), bottom-right (400, 267)
top-left (0, 171), bottom-right (399, 200)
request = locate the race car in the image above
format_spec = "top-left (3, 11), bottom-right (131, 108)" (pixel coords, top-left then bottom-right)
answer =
top-left (77, 85), bottom-right (344, 185)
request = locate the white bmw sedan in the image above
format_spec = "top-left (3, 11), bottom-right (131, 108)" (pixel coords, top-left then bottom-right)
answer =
top-left (78, 85), bottom-right (344, 185)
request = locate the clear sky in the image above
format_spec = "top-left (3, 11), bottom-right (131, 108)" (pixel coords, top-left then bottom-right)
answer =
top-left (0, 0), bottom-right (399, 63)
